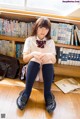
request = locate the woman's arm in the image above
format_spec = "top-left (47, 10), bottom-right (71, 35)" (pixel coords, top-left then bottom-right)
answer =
top-left (23, 51), bottom-right (42, 63)
top-left (23, 52), bottom-right (33, 63)
top-left (40, 53), bottom-right (56, 64)
top-left (50, 54), bottom-right (56, 64)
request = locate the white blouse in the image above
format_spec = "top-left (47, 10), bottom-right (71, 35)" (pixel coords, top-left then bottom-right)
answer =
top-left (23, 36), bottom-right (56, 82)
top-left (23, 36), bottom-right (56, 55)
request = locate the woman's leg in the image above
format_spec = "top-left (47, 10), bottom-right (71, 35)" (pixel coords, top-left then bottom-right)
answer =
top-left (16, 58), bottom-right (41, 110)
top-left (42, 60), bottom-right (56, 113)
top-left (24, 61), bottom-right (40, 97)
top-left (42, 64), bottom-right (54, 97)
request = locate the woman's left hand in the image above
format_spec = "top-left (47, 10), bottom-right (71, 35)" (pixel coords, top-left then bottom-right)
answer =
top-left (40, 53), bottom-right (53, 63)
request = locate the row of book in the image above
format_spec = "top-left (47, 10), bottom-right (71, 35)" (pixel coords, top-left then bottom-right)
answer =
top-left (51, 23), bottom-right (73, 44)
top-left (57, 47), bottom-right (80, 66)
top-left (0, 40), bottom-right (24, 58)
top-left (16, 43), bottom-right (24, 58)
top-left (0, 18), bottom-right (33, 37)
top-left (51, 22), bottom-right (80, 46)
top-left (0, 18), bottom-right (80, 46)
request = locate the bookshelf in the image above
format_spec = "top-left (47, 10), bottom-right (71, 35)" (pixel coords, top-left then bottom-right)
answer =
top-left (0, 35), bottom-right (80, 49)
top-left (55, 43), bottom-right (80, 50)
top-left (0, 35), bottom-right (25, 42)
top-left (0, 8), bottom-right (80, 78)
top-left (54, 64), bottom-right (80, 78)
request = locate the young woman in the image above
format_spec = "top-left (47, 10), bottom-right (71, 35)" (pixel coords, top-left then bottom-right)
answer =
top-left (16, 17), bottom-right (56, 113)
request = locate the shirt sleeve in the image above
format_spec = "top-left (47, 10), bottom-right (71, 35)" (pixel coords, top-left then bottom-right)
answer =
top-left (23, 37), bottom-right (31, 54)
top-left (49, 40), bottom-right (56, 55)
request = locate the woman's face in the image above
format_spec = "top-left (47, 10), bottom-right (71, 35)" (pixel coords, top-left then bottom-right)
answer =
top-left (37, 27), bottom-right (49, 40)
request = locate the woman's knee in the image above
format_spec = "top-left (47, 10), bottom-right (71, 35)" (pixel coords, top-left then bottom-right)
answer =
top-left (30, 58), bottom-right (41, 64)
top-left (42, 59), bottom-right (53, 65)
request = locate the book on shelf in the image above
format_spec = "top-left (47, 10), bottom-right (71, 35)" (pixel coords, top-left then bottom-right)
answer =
top-left (16, 43), bottom-right (24, 58)
top-left (51, 22), bottom-right (58, 42)
top-left (73, 25), bottom-right (80, 46)
top-left (76, 26), bottom-right (80, 45)
top-left (54, 78), bottom-right (80, 93)
top-left (0, 40), bottom-right (15, 57)
top-left (57, 47), bottom-right (80, 66)
top-left (0, 18), bottom-right (33, 38)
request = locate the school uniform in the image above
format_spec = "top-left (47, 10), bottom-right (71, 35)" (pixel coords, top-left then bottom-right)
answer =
top-left (23, 36), bottom-right (56, 82)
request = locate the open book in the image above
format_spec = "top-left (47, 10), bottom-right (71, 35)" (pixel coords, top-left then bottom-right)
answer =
top-left (55, 78), bottom-right (80, 93)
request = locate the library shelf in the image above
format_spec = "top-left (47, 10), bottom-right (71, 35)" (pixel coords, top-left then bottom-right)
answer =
top-left (0, 8), bottom-right (80, 78)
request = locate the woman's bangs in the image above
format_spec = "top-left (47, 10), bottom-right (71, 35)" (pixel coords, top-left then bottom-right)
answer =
top-left (38, 20), bottom-right (50, 29)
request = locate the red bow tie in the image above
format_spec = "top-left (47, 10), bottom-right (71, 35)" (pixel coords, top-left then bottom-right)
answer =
top-left (36, 40), bottom-right (46, 48)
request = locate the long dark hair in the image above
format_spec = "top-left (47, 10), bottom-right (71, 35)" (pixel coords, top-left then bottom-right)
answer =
top-left (31, 17), bottom-right (51, 40)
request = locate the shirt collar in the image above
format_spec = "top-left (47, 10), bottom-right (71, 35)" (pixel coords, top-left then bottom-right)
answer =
top-left (36, 36), bottom-right (47, 41)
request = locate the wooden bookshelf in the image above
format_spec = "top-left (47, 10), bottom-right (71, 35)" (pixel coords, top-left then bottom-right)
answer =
top-left (54, 64), bottom-right (80, 78)
top-left (55, 43), bottom-right (80, 50)
top-left (0, 35), bottom-right (25, 42)
top-left (0, 34), bottom-right (80, 50)
top-left (0, 8), bottom-right (80, 78)
top-left (18, 58), bottom-right (25, 64)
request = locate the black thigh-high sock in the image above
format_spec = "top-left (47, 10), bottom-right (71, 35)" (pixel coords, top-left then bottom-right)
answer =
top-left (42, 64), bottom-right (54, 98)
top-left (24, 61), bottom-right (40, 98)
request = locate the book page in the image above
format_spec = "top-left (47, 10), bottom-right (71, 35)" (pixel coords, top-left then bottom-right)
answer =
top-left (55, 78), bottom-right (80, 93)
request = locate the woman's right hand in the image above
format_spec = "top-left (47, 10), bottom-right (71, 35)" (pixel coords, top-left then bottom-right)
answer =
top-left (31, 51), bottom-right (42, 60)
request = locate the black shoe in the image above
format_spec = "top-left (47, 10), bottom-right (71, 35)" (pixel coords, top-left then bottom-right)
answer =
top-left (16, 90), bottom-right (28, 110)
top-left (45, 93), bottom-right (56, 113)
